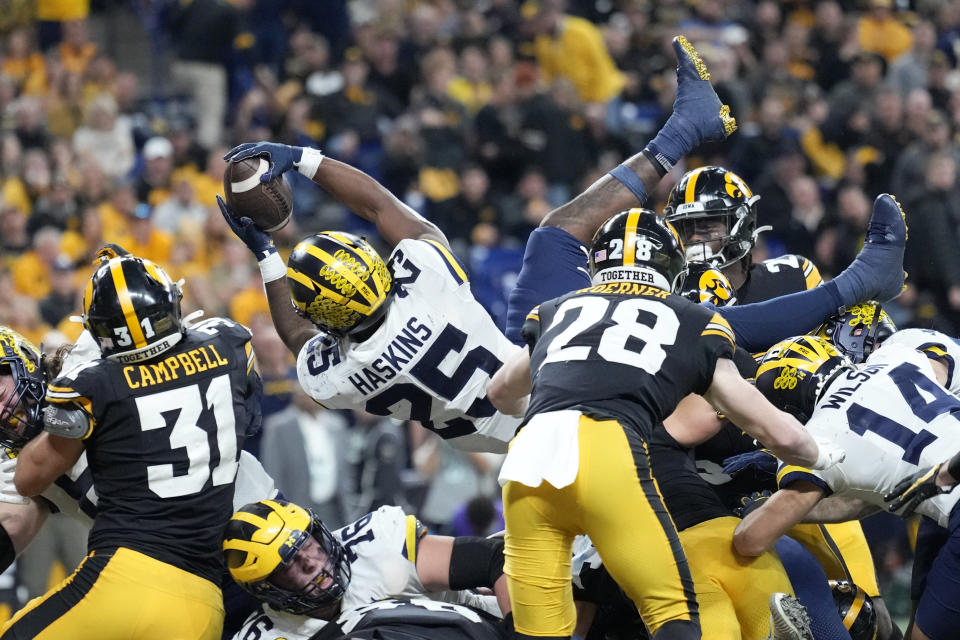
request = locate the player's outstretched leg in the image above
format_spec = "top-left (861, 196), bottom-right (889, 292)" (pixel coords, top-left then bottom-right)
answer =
top-left (505, 36), bottom-right (738, 343)
top-left (831, 193), bottom-right (908, 306)
top-left (768, 593), bottom-right (814, 640)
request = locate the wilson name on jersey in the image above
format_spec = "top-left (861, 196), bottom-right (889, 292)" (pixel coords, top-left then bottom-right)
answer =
top-left (44, 318), bottom-right (260, 583)
top-left (778, 344), bottom-right (960, 527)
top-left (522, 282), bottom-right (735, 438)
top-left (296, 239), bottom-right (521, 452)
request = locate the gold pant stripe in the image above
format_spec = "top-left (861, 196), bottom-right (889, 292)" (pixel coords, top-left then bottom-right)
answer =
top-left (787, 521), bottom-right (881, 597)
top-left (503, 416), bottom-right (699, 637)
top-left (0, 547), bottom-right (224, 640)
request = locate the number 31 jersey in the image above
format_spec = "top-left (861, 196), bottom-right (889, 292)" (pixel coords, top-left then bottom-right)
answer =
top-left (44, 318), bottom-right (261, 583)
top-left (778, 342), bottom-right (960, 527)
top-left (296, 239), bottom-right (521, 453)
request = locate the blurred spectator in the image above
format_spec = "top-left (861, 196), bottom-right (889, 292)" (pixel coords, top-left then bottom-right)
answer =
top-left (28, 172), bottom-right (77, 235)
top-left (35, 0), bottom-right (90, 51)
top-left (856, 0), bottom-right (913, 64)
top-left (11, 225), bottom-right (62, 297)
top-left (38, 255), bottom-right (77, 327)
top-left (781, 174), bottom-right (826, 258)
top-left (809, 0), bottom-right (852, 92)
top-left (2, 27), bottom-right (47, 96)
top-left (261, 387), bottom-right (349, 529)
top-left (904, 152), bottom-right (960, 331)
top-left (0, 204), bottom-right (30, 257)
top-left (449, 495), bottom-right (505, 538)
top-left (72, 93), bottom-right (134, 179)
top-left (13, 96), bottom-right (50, 151)
top-left (343, 410), bottom-right (411, 520)
top-left (825, 51), bottom-right (885, 148)
top-left (891, 109), bottom-right (960, 206)
top-left (117, 202), bottom-right (173, 266)
top-left (522, 0), bottom-right (624, 104)
top-left (822, 184), bottom-right (871, 278)
top-left (136, 136), bottom-right (174, 206)
top-left (152, 172), bottom-right (208, 235)
top-left (888, 20), bottom-right (938, 98)
top-left (167, 0), bottom-right (256, 149)
top-left (728, 95), bottom-right (798, 183)
top-left (57, 18), bottom-right (96, 75)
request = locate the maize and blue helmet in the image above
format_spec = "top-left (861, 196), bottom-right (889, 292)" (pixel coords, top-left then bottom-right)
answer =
top-left (755, 335), bottom-right (851, 423)
top-left (0, 327), bottom-right (45, 449)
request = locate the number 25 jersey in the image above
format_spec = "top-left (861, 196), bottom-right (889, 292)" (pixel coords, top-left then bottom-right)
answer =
top-left (296, 239), bottom-right (521, 453)
top-left (44, 317), bottom-right (261, 583)
top-left (522, 283), bottom-right (736, 438)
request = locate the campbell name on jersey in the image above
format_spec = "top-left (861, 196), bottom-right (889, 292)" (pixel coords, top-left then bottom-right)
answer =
top-left (232, 505), bottom-right (499, 640)
top-left (43, 318), bottom-right (260, 583)
top-left (778, 344), bottom-right (960, 527)
top-left (521, 282), bottom-right (736, 439)
top-left (296, 239), bottom-right (521, 452)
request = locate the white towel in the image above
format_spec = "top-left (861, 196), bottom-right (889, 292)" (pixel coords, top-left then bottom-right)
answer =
top-left (498, 410), bottom-right (581, 489)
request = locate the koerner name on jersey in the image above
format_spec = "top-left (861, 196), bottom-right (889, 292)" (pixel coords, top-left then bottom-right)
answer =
top-left (346, 317), bottom-right (433, 396)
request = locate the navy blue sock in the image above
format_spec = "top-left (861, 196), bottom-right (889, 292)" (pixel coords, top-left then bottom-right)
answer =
top-left (715, 281), bottom-right (844, 352)
top-left (506, 227), bottom-right (590, 344)
top-left (774, 536), bottom-right (852, 640)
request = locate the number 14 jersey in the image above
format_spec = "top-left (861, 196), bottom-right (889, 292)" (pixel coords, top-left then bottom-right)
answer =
top-left (296, 239), bottom-right (521, 453)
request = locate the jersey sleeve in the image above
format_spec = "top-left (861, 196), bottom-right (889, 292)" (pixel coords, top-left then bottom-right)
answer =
top-left (880, 328), bottom-right (960, 394)
top-left (797, 256), bottom-right (822, 289)
top-left (690, 310), bottom-right (736, 394)
top-left (397, 238), bottom-right (470, 287)
top-left (44, 362), bottom-right (101, 439)
top-left (776, 462), bottom-right (834, 495)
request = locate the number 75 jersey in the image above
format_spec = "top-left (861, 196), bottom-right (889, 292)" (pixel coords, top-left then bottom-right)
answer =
top-left (296, 239), bottom-right (522, 453)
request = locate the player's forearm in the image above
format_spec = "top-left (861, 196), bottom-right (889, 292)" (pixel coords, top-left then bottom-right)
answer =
top-left (803, 495), bottom-right (879, 523)
top-left (264, 278), bottom-right (317, 356)
top-left (487, 347), bottom-right (531, 417)
top-left (14, 433), bottom-right (82, 497)
top-left (734, 487), bottom-right (821, 556)
top-left (312, 158), bottom-right (444, 246)
top-left (940, 452), bottom-right (960, 487)
top-left (540, 151), bottom-right (662, 244)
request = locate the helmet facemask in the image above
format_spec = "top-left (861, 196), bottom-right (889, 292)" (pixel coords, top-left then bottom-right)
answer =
top-left (671, 195), bottom-right (762, 269)
top-left (0, 330), bottom-right (45, 449)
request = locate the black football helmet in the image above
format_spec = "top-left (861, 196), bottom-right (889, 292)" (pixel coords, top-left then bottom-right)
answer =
top-left (680, 261), bottom-right (737, 306)
top-left (664, 166), bottom-right (763, 268)
top-left (223, 499), bottom-right (351, 615)
top-left (0, 327), bottom-right (45, 449)
top-left (81, 255), bottom-right (184, 363)
top-left (589, 208), bottom-right (688, 292)
top-left (755, 335), bottom-right (851, 423)
top-left (814, 302), bottom-right (896, 364)
top-left (829, 580), bottom-right (878, 640)
top-left (287, 232), bottom-right (393, 337)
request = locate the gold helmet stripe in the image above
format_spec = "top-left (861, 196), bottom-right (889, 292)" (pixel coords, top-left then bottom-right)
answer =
top-left (323, 233), bottom-right (376, 271)
top-left (109, 259), bottom-right (147, 349)
top-left (302, 244), bottom-right (379, 304)
top-left (286, 269), bottom-right (375, 314)
top-left (82, 276), bottom-right (95, 317)
top-left (842, 589), bottom-right (866, 630)
top-left (684, 167), bottom-right (707, 204)
top-left (622, 208), bottom-right (643, 266)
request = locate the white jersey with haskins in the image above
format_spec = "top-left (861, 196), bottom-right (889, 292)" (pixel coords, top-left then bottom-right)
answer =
top-left (778, 344), bottom-right (960, 527)
top-left (231, 505), bottom-right (501, 640)
top-left (296, 239), bottom-right (522, 453)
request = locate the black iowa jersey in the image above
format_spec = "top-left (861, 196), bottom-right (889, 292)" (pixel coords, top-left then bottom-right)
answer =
top-left (45, 317), bottom-right (260, 583)
top-left (522, 282), bottom-right (735, 438)
top-left (736, 254), bottom-right (821, 305)
top-left (307, 599), bottom-right (506, 640)
top-left (697, 254), bottom-right (819, 504)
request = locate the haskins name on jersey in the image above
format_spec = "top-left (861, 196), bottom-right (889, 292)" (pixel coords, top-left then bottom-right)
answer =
top-left (345, 318), bottom-right (433, 396)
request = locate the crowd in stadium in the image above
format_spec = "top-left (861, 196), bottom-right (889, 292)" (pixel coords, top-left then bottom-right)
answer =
top-left (1, 0), bottom-right (960, 639)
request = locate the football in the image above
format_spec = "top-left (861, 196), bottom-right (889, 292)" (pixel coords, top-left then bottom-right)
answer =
top-left (223, 156), bottom-right (294, 232)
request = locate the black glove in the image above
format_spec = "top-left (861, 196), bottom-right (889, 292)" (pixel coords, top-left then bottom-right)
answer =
top-left (884, 463), bottom-right (951, 517)
top-left (734, 490), bottom-right (772, 518)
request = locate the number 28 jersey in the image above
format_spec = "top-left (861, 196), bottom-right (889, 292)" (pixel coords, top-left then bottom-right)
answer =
top-left (296, 239), bottom-right (521, 453)
top-left (522, 283), bottom-right (736, 438)
top-left (44, 318), bottom-right (261, 583)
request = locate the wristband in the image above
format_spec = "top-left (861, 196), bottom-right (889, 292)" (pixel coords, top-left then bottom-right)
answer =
top-left (608, 164), bottom-right (648, 204)
top-left (258, 251), bottom-right (286, 283)
top-left (295, 147), bottom-right (324, 179)
top-left (641, 147), bottom-right (668, 178)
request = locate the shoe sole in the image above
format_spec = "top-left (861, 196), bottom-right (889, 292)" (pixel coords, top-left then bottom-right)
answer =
top-left (769, 593), bottom-right (813, 640)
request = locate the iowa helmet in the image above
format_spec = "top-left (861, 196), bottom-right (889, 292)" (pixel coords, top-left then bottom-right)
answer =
top-left (814, 302), bottom-right (896, 364)
top-left (82, 255), bottom-right (183, 364)
top-left (0, 327), bottom-right (45, 449)
top-left (681, 261), bottom-right (737, 306)
top-left (829, 580), bottom-right (878, 640)
top-left (755, 335), bottom-right (851, 423)
top-left (664, 166), bottom-right (762, 268)
top-left (590, 208), bottom-right (687, 292)
top-left (223, 499), bottom-right (351, 615)
top-left (287, 233), bottom-right (393, 336)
